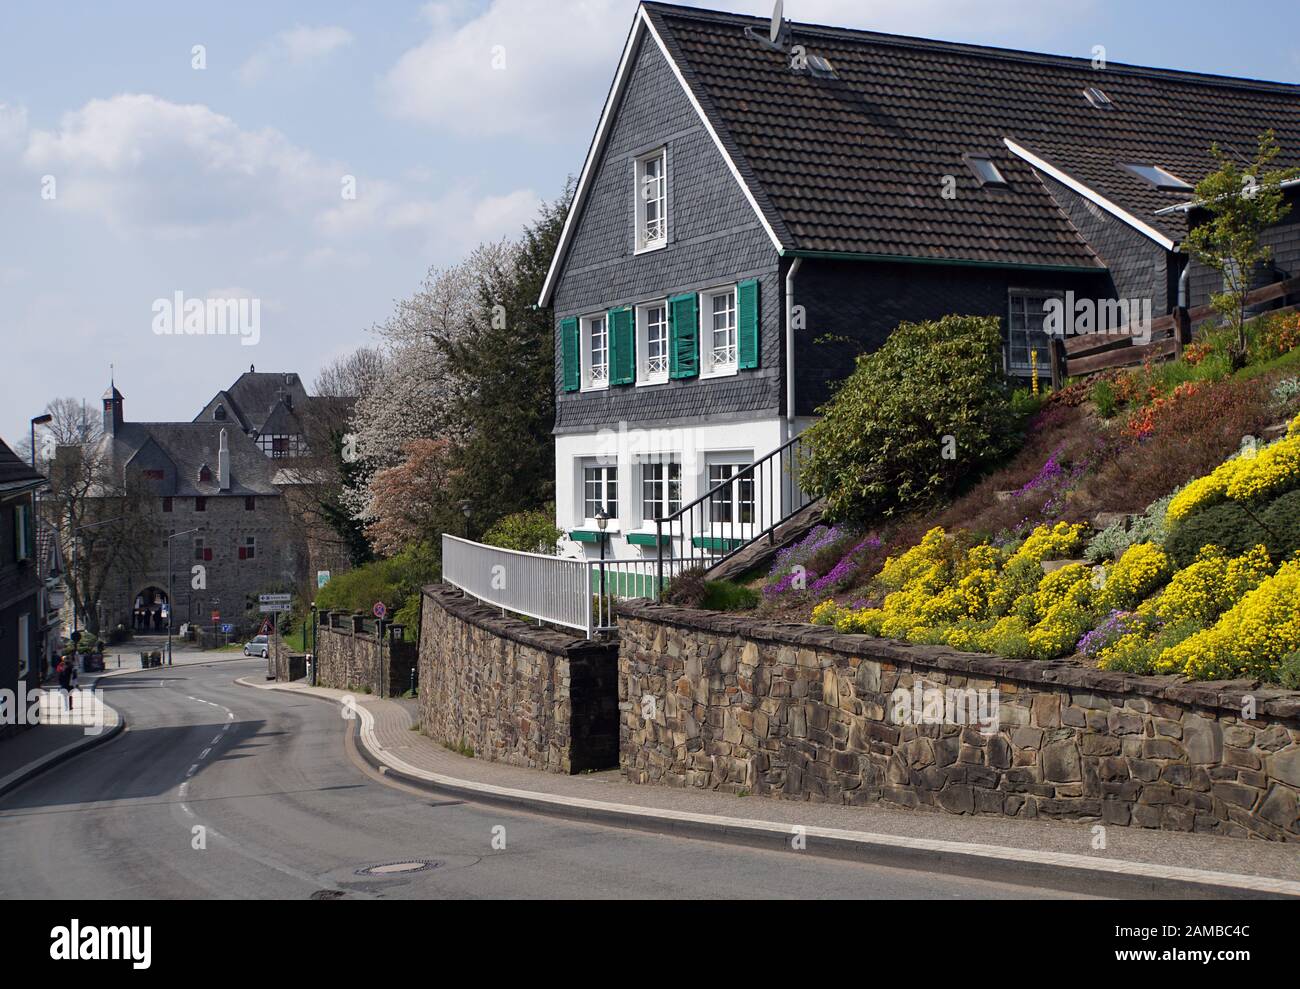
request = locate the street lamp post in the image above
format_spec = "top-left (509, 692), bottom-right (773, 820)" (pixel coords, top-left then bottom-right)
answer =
top-left (595, 509), bottom-right (610, 630)
top-left (310, 601), bottom-right (318, 686)
top-left (460, 499), bottom-right (473, 540)
top-left (30, 414), bottom-right (52, 469)
top-left (166, 527), bottom-right (202, 667)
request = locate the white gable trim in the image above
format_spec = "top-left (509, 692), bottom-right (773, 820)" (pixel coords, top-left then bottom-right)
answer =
top-left (539, 5), bottom-right (784, 308)
top-left (1004, 138), bottom-right (1177, 252)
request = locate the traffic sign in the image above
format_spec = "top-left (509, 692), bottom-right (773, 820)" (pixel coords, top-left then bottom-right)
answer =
top-left (317, 571), bottom-right (331, 589)
top-left (220, 624), bottom-right (235, 634)
top-left (373, 602), bottom-right (387, 620)
top-left (259, 603), bottom-right (292, 614)
top-left (259, 594), bottom-right (292, 604)
top-left (211, 611), bottom-right (221, 623)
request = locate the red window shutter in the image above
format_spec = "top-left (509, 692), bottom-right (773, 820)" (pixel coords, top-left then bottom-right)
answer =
top-left (238, 547), bottom-right (247, 560)
top-left (204, 549), bottom-right (213, 562)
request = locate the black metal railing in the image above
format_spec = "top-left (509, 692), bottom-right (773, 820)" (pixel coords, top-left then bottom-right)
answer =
top-left (654, 432), bottom-right (811, 591)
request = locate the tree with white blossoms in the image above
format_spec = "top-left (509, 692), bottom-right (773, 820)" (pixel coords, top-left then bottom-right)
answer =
top-left (340, 241), bottom-right (516, 534)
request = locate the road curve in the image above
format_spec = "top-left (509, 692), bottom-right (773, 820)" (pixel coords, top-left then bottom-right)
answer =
top-left (0, 659), bottom-right (1084, 900)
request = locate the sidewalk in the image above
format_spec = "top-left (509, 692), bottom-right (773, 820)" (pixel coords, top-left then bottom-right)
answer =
top-left (0, 688), bottom-right (123, 799)
top-left (240, 678), bottom-right (1300, 899)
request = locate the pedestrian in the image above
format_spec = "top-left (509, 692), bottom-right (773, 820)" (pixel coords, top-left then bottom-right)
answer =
top-left (56, 655), bottom-right (74, 709)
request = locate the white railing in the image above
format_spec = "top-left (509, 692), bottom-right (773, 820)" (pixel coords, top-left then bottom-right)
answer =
top-left (441, 534), bottom-right (687, 638)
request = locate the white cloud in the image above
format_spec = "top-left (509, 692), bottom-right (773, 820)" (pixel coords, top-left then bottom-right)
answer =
top-left (0, 103), bottom-right (28, 151)
top-left (380, 0), bottom-right (1094, 139)
top-left (237, 24), bottom-right (354, 85)
top-left (22, 94), bottom-right (341, 236)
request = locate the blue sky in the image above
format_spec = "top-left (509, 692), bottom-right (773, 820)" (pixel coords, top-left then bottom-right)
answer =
top-left (2, 0), bottom-right (1298, 447)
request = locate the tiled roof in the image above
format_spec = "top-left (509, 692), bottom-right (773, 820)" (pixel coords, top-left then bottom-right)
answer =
top-left (199, 371), bottom-right (310, 434)
top-left (0, 437), bottom-right (44, 494)
top-left (642, 3), bottom-right (1300, 267)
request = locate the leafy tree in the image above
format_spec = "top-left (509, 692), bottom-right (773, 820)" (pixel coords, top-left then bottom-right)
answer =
top-left (1185, 132), bottom-right (1298, 368)
top-left (364, 439), bottom-right (455, 557)
top-left (436, 181), bottom-right (574, 534)
top-left (801, 314), bottom-right (1018, 522)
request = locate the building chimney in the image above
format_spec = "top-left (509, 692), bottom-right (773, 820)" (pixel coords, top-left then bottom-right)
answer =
top-left (218, 428), bottom-right (231, 492)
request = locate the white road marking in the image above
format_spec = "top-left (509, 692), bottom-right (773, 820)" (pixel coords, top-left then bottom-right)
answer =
top-left (198, 748), bottom-right (211, 760)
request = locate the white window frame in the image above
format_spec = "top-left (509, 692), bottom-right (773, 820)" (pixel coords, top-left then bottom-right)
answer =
top-left (707, 457), bottom-right (757, 532)
top-left (640, 459), bottom-right (682, 524)
top-left (581, 462), bottom-right (619, 527)
top-left (581, 313), bottom-right (610, 391)
top-left (636, 301), bottom-right (670, 386)
top-left (699, 285), bottom-right (739, 379)
top-left (634, 148), bottom-right (668, 254)
top-left (1007, 289), bottom-right (1060, 377)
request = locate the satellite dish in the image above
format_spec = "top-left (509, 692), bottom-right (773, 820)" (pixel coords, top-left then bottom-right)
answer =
top-left (771, 0), bottom-right (784, 44)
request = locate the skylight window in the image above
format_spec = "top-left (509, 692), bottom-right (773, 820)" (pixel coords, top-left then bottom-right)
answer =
top-left (1119, 163), bottom-right (1193, 192)
top-left (964, 155), bottom-right (1007, 187)
top-left (1084, 87), bottom-right (1113, 109)
top-left (807, 54), bottom-right (837, 79)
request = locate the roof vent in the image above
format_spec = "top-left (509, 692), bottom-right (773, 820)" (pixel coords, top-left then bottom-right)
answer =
top-left (745, 0), bottom-right (792, 51)
top-left (1083, 86), bottom-right (1113, 109)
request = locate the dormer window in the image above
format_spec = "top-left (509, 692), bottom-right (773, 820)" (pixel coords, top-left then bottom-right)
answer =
top-left (1119, 163), bottom-right (1193, 192)
top-left (214, 404), bottom-right (227, 421)
top-left (635, 148), bottom-right (668, 253)
top-left (198, 464), bottom-right (212, 485)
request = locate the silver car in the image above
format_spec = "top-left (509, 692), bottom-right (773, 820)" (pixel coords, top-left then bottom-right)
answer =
top-left (243, 635), bottom-right (270, 659)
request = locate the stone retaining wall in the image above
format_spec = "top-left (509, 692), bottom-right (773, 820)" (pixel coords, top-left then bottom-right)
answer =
top-left (618, 602), bottom-right (1300, 841)
top-left (312, 612), bottom-right (416, 698)
top-left (419, 585), bottom-right (619, 775)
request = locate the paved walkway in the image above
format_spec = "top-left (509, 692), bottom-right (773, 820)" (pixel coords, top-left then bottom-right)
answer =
top-left (0, 686), bottom-right (122, 798)
top-left (242, 677), bottom-right (1300, 897)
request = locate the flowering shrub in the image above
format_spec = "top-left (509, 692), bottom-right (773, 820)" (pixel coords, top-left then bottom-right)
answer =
top-left (1154, 561), bottom-right (1300, 681)
top-left (1258, 310), bottom-right (1300, 360)
top-left (809, 535), bottom-right (881, 594)
top-left (1166, 420), bottom-right (1300, 523)
top-left (1078, 610), bottom-right (1151, 658)
top-left (1095, 543), bottom-right (1172, 611)
top-left (1142, 545), bottom-right (1274, 627)
top-left (763, 525), bottom-right (845, 598)
top-left (1123, 382), bottom-right (1202, 441)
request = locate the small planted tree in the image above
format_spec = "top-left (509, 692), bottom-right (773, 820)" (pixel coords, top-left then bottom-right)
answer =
top-left (1184, 131), bottom-right (1298, 369)
top-left (801, 314), bottom-right (1017, 522)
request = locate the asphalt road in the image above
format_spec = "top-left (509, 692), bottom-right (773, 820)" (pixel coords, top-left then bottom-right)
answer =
top-left (0, 659), bottom-right (1085, 900)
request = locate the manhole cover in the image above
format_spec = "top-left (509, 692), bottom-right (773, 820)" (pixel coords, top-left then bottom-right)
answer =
top-left (354, 860), bottom-right (441, 877)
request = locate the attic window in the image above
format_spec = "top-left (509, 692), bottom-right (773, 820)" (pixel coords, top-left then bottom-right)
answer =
top-left (214, 404), bottom-right (226, 421)
top-left (1119, 163), bottom-right (1193, 192)
top-left (965, 155), bottom-right (1007, 187)
top-left (806, 54), bottom-right (837, 79)
top-left (1083, 87), bottom-right (1113, 109)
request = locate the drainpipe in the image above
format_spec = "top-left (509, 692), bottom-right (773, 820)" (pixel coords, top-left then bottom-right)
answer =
top-left (1174, 256), bottom-right (1191, 359)
top-left (785, 257), bottom-right (803, 442)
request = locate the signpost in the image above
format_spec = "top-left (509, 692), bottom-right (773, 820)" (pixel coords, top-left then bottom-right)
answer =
top-left (258, 595), bottom-right (293, 680)
top-left (372, 602), bottom-right (387, 621)
top-left (317, 571), bottom-right (331, 590)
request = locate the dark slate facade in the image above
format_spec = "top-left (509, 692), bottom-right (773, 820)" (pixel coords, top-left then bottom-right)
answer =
top-left (552, 32), bottom-right (782, 434)
top-left (794, 260), bottom-right (1108, 414)
top-left (0, 440), bottom-right (43, 737)
top-left (1187, 188), bottom-right (1300, 311)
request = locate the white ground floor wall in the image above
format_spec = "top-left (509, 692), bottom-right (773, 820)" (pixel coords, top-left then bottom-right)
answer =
top-left (554, 416), bottom-right (815, 564)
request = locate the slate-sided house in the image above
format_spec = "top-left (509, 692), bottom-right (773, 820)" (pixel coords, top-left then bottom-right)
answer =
top-left (540, 2), bottom-right (1300, 563)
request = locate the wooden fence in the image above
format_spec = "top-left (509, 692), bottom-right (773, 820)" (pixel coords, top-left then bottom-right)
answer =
top-left (1062, 276), bottom-right (1300, 377)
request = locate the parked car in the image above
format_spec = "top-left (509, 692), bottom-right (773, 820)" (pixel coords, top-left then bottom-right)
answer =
top-left (243, 635), bottom-right (270, 659)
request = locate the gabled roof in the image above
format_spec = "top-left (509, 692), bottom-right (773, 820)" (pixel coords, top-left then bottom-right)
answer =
top-left (541, 2), bottom-right (1300, 304)
top-left (196, 371), bottom-right (310, 434)
top-left (0, 437), bottom-right (45, 496)
top-left (103, 422), bottom-right (281, 497)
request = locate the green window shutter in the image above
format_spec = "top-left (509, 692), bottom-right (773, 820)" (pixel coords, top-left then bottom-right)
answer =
top-left (737, 279), bottom-right (760, 370)
top-left (669, 293), bottom-right (698, 379)
top-left (560, 317), bottom-right (580, 392)
top-left (608, 307), bottom-right (635, 386)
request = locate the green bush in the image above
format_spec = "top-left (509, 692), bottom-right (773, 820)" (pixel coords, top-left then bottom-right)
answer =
top-left (699, 580), bottom-right (760, 612)
top-left (482, 505), bottom-right (562, 553)
top-left (1091, 379), bottom-right (1119, 419)
top-left (1084, 493), bottom-right (1175, 563)
top-left (1165, 488), bottom-right (1300, 567)
top-left (315, 543), bottom-right (438, 638)
top-left (801, 315), bottom-right (1017, 521)
top-left (1281, 651), bottom-right (1300, 690)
